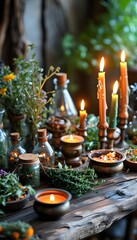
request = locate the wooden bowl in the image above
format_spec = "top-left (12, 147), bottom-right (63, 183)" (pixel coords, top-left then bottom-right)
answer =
top-left (88, 149), bottom-right (126, 175)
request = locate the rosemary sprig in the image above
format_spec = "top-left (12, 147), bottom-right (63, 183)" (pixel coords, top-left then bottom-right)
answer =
top-left (41, 163), bottom-right (104, 197)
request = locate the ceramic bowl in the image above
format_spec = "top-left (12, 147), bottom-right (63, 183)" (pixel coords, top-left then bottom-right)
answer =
top-left (124, 149), bottom-right (137, 171)
top-left (88, 149), bottom-right (126, 175)
top-left (1, 192), bottom-right (30, 212)
top-left (33, 188), bottom-right (72, 220)
top-left (124, 159), bottom-right (137, 171)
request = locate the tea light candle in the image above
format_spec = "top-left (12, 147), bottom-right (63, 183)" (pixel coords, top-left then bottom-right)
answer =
top-left (79, 99), bottom-right (87, 129)
top-left (97, 57), bottom-right (107, 127)
top-left (38, 192), bottom-right (67, 204)
top-left (109, 80), bottom-right (119, 128)
top-left (119, 50), bottom-right (129, 119)
top-left (34, 188), bottom-right (72, 219)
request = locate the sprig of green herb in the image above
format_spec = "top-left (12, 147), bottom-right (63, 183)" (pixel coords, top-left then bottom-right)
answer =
top-left (42, 163), bottom-right (104, 197)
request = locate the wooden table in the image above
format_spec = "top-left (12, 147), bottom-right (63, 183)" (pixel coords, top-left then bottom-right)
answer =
top-left (1, 172), bottom-right (137, 240)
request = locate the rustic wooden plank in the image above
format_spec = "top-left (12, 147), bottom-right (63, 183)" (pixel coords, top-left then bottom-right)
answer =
top-left (31, 176), bottom-right (137, 240)
top-left (1, 173), bottom-right (137, 240)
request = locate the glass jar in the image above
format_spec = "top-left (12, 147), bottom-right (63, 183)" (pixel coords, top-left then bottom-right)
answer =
top-left (127, 115), bottom-right (137, 144)
top-left (51, 73), bottom-right (77, 118)
top-left (0, 108), bottom-right (8, 170)
top-left (7, 132), bottom-right (26, 172)
top-left (19, 153), bottom-right (40, 188)
top-left (32, 128), bottom-right (55, 168)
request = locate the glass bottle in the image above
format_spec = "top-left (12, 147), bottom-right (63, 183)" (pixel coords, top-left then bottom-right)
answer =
top-left (7, 132), bottom-right (26, 172)
top-left (51, 73), bottom-right (78, 118)
top-left (32, 128), bottom-right (55, 168)
top-left (0, 108), bottom-right (8, 170)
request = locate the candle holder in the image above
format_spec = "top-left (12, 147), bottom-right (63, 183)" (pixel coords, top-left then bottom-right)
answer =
top-left (107, 127), bottom-right (120, 150)
top-left (46, 116), bottom-right (71, 150)
top-left (76, 126), bottom-right (87, 139)
top-left (115, 117), bottom-right (129, 150)
top-left (98, 123), bottom-right (108, 149)
top-left (33, 188), bottom-right (72, 220)
top-left (60, 135), bottom-right (84, 167)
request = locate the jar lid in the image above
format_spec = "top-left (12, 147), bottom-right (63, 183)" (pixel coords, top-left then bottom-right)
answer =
top-left (19, 153), bottom-right (38, 164)
top-left (56, 73), bottom-right (67, 86)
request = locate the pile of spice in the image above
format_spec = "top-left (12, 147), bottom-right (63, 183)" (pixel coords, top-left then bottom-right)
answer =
top-left (92, 151), bottom-right (120, 163)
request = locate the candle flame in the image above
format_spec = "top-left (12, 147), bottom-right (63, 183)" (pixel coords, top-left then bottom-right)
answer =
top-left (50, 194), bottom-right (55, 202)
top-left (70, 134), bottom-right (73, 141)
top-left (100, 57), bottom-right (104, 72)
top-left (80, 99), bottom-right (85, 110)
top-left (113, 80), bottom-right (119, 94)
top-left (121, 50), bottom-right (125, 62)
top-left (60, 105), bottom-right (65, 111)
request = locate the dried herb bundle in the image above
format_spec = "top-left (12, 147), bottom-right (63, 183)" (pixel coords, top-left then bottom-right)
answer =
top-left (42, 163), bottom-right (103, 197)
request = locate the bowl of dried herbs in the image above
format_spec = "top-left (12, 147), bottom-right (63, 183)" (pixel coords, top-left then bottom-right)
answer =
top-left (125, 148), bottom-right (137, 171)
top-left (0, 170), bottom-right (35, 211)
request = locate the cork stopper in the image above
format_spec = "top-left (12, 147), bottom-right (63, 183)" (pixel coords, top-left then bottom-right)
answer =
top-left (37, 128), bottom-right (48, 142)
top-left (37, 128), bottom-right (47, 137)
top-left (10, 132), bottom-right (20, 142)
top-left (56, 73), bottom-right (67, 86)
top-left (19, 153), bottom-right (38, 164)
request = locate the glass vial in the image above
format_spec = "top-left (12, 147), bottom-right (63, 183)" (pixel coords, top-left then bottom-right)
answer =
top-left (51, 73), bottom-right (77, 118)
top-left (32, 128), bottom-right (55, 168)
top-left (7, 132), bottom-right (26, 172)
top-left (0, 108), bottom-right (8, 170)
top-left (19, 153), bottom-right (40, 188)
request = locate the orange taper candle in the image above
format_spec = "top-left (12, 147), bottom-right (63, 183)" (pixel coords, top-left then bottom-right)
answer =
top-left (79, 99), bottom-right (87, 129)
top-left (97, 57), bottom-right (108, 127)
top-left (119, 50), bottom-right (129, 119)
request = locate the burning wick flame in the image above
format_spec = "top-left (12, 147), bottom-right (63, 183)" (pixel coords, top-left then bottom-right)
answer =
top-left (121, 50), bottom-right (125, 62)
top-left (80, 99), bottom-right (85, 110)
top-left (60, 105), bottom-right (65, 111)
top-left (113, 80), bottom-right (119, 94)
top-left (100, 57), bottom-right (104, 72)
top-left (70, 134), bottom-right (73, 141)
top-left (50, 194), bottom-right (55, 202)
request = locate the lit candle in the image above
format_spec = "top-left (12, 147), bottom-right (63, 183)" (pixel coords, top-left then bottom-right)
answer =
top-left (61, 134), bottom-right (84, 143)
top-left (109, 80), bottom-right (119, 128)
top-left (119, 50), bottom-right (129, 119)
top-left (97, 57), bottom-right (108, 127)
top-left (60, 105), bottom-right (65, 112)
top-left (60, 134), bottom-right (84, 165)
top-left (38, 193), bottom-right (67, 204)
top-left (34, 188), bottom-right (72, 219)
top-left (79, 99), bottom-right (87, 129)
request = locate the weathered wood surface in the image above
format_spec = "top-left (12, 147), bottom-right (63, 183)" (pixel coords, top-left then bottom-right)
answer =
top-left (1, 173), bottom-right (137, 240)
